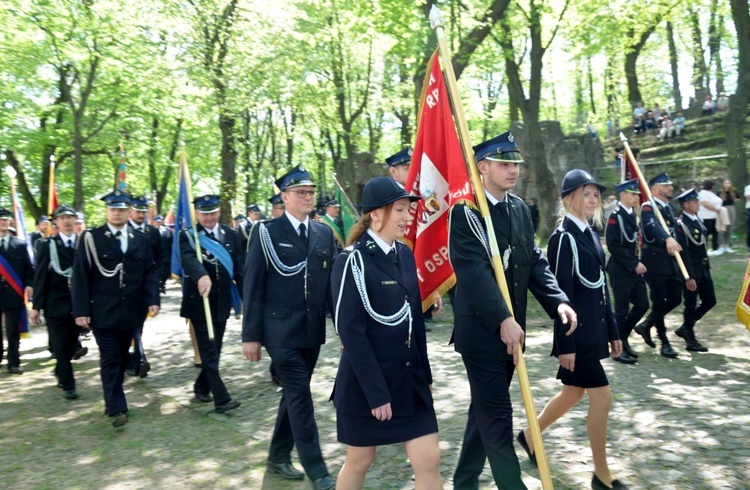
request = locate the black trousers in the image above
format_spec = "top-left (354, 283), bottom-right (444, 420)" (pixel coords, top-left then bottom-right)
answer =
top-left (47, 316), bottom-right (79, 390)
top-left (127, 322), bottom-right (148, 373)
top-left (191, 318), bottom-right (230, 406)
top-left (703, 218), bottom-right (719, 251)
top-left (92, 327), bottom-right (135, 415)
top-left (683, 275), bottom-right (716, 331)
top-left (265, 345), bottom-right (328, 481)
top-left (645, 273), bottom-right (683, 340)
top-left (609, 273), bottom-right (649, 338)
top-left (1, 306), bottom-right (23, 368)
top-left (454, 356), bottom-right (526, 490)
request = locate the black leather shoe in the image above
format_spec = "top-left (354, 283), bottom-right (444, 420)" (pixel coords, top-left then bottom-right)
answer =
top-left (111, 412), bottom-right (128, 428)
top-left (622, 340), bottom-right (638, 358)
top-left (592, 473), bottom-right (629, 489)
top-left (516, 430), bottom-right (537, 466)
top-left (215, 399), bottom-right (241, 413)
top-left (634, 323), bottom-right (655, 348)
top-left (310, 475), bottom-right (336, 490)
top-left (73, 346), bottom-right (88, 360)
top-left (266, 461), bottom-right (305, 480)
top-left (613, 351), bottom-right (637, 364)
top-left (194, 392), bottom-right (213, 403)
top-left (64, 389), bottom-right (79, 400)
top-left (660, 343), bottom-right (678, 358)
top-left (7, 366), bottom-right (23, 374)
top-left (674, 325), bottom-right (688, 341)
top-left (125, 368), bottom-right (138, 377)
top-left (686, 341), bottom-right (708, 352)
top-left (138, 361), bottom-right (151, 378)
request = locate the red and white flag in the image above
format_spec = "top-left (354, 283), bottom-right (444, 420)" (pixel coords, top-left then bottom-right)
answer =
top-left (403, 51), bottom-right (474, 311)
top-left (621, 152), bottom-right (647, 205)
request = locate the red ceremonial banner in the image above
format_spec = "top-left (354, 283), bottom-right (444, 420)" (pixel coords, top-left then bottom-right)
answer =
top-left (736, 259), bottom-right (750, 332)
top-left (621, 152), bottom-right (648, 206)
top-left (403, 51), bottom-right (475, 311)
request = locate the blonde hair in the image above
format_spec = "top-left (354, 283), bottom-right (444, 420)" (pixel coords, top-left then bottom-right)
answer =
top-left (559, 185), bottom-right (604, 229)
top-left (346, 202), bottom-right (395, 246)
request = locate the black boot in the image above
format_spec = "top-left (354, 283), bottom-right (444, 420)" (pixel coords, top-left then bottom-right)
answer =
top-left (634, 314), bottom-right (656, 348)
top-left (622, 337), bottom-right (639, 359)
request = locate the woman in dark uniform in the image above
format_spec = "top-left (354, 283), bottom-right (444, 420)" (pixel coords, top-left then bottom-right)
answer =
top-left (516, 170), bottom-right (628, 490)
top-left (330, 176), bottom-right (441, 489)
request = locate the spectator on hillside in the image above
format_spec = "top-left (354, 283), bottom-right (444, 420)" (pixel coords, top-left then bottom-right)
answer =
top-left (633, 102), bottom-right (645, 123)
top-left (606, 119), bottom-right (614, 139)
top-left (716, 93), bottom-right (729, 111)
top-left (633, 114), bottom-right (647, 135)
top-left (587, 121), bottom-right (598, 139)
top-left (701, 95), bottom-right (716, 116)
top-left (658, 116), bottom-right (674, 141)
top-left (645, 111), bottom-right (659, 133)
top-left (673, 113), bottom-right (686, 137)
top-left (717, 179), bottom-right (740, 253)
top-left (698, 180), bottom-right (723, 253)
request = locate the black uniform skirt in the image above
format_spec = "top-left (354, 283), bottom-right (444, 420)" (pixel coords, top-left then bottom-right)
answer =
top-left (336, 392), bottom-right (439, 447)
top-left (557, 359), bottom-right (609, 389)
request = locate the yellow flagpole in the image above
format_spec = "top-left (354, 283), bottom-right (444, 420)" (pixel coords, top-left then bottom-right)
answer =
top-left (180, 144), bottom-right (216, 341)
top-left (619, 132), bottom-right (689, 280)
top-left (46, 155), bottom-right (56, 236)
top-left (430, 6), bottom-right (554, 488)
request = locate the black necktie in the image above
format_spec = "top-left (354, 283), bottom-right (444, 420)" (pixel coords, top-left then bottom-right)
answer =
top-left (387, 249), bottom-right (397, 264)
top-left (495, 201), bottom-right (508, 218)
top-left (207, 231), bottom-right (215, 240)
top-left (115, 231), bottom-right (122, 238)
top-left (299, 223), bottom-right (307, 248)
top-left (67, 239), bottom-right (73, 249)
top-left (1, 238), bottom-right (6, 251)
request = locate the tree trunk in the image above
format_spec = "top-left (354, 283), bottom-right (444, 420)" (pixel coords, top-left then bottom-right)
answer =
top-left (666, 21), bottom-right (682, 110)
top-left (501, 0), bottom-right (561, 237)
top-left (708, 0), bottom-right (725, 94)
top-left (219, 111), bottom-right (237, 223)
top-left (624, 24), bottom-right (659, 107)
top-left (727, 0), bottom-right (750, 188)
top-left (688, 6), bottom-right (709, 94)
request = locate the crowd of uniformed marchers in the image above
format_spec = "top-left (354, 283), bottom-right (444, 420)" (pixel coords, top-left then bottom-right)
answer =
top-left (0, 131), bottom-right (717, 490)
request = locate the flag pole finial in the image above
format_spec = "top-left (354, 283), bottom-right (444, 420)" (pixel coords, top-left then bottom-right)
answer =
top-left (5, 166), bottom-right (16, 178)
top-left (619, 131), bottom-right (628, 143)
top-left (429, 5), bottom-right (444, 29)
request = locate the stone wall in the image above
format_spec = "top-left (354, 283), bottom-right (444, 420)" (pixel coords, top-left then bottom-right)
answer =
top-left (510, 120), bottom-right (604, 199)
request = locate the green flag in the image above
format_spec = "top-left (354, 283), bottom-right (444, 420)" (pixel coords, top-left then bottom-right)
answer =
top-left (335, 184), bottom-right (359, 243)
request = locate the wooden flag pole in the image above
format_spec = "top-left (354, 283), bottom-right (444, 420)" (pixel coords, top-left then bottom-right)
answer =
top-left (46, 155), bottom-right (56, 236)
top-left (179, 144), bottom-right (216, 341)
top-left (619, 132), bottom-right (689, 280)
top-left (430, 6), bottom-right (554, 489)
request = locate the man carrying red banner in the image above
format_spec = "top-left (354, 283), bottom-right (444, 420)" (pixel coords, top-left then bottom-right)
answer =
top-left (449, 133), bottom-right (574, 489)
top-left (0, 206), bottom-right (34, 374)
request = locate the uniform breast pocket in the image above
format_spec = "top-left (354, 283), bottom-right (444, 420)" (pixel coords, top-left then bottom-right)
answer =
top-left (314, 247), bottom-right (330, 268)
top-left (98, 253), bottom-right (119, 269)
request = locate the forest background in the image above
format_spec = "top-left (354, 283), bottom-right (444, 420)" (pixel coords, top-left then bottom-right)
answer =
top-left (1, 0), bottom-right (748, 236)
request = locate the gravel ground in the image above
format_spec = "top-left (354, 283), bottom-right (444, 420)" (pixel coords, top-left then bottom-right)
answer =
top-left (1, 252), bottom-right (749, 490)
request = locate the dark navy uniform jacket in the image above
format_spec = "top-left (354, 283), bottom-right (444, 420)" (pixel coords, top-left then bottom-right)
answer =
top-left (32, 235), bottom-right (76, 318)
top-left (641, 199), bottom-right (682, 276)
top-left (0, 236), bottom-right (34, 309)
top-left (242, 214), bottom-right (337, 348)
top-left (449, 194), bottom-right (568, 362)
top-left (71, 226), bottom-right (159, 329)
top-left (548, 218), bottom-right (618, 360)
top-left (330, 234), bottom-right (432, 417)
top-left (605, 203), bottom-right (641, 278)
top-left (179, 224), bottom-right (243, 324)
top-left (130, 222), bottom-right (164, 281)
top-left (675, 213), bottom-right (710, 280)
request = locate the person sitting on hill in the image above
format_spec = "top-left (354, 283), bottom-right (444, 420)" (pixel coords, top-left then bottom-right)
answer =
top-left (658, 116), bottom-right (674, 142)
top-left (652, 104), bottom-right (663, 121)
top-left (716, 93), bottom-right (729, 111)
top-left (701, 95), bottom-right (716, 116)
top-left (633, 114), bottom-right (646, 135)
top-left (672, 113), bottom-right (686, 137)
top-left (645, 111), bottom-right (659, 132)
